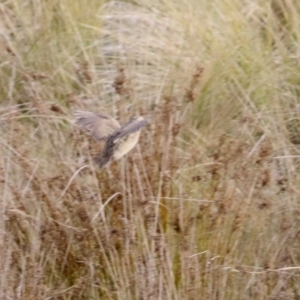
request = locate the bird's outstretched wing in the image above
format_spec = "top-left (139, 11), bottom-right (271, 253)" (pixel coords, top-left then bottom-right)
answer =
top-left (113, 118), bottom-right (149, 142)
top-left (74, 110), bottom-right (120, 141)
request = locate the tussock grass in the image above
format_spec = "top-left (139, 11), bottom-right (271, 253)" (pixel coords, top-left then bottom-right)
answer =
top-left (1, 0), bottom-right (300, 299)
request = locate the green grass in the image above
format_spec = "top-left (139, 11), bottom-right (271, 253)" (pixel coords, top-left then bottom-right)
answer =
top-left (1, 0), bottom-right (300, 299)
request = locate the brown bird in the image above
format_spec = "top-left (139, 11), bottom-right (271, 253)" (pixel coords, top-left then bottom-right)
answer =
top-left (74, 110), bottom-right (148, 168)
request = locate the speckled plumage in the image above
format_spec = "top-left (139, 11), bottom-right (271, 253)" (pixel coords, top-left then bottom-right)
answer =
top-left (74, 111), bottom-right (148, 168)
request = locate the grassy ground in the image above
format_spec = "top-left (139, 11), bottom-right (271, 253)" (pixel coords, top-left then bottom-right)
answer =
top-left (1, 0), bottom-right (300, 299)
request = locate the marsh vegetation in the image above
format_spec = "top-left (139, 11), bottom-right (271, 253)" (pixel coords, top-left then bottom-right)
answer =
top-left (1, 0), bottom-right (300, 299)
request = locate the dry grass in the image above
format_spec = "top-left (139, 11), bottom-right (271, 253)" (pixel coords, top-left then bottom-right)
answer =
top-left (1, 0), bottom-right (300, 299)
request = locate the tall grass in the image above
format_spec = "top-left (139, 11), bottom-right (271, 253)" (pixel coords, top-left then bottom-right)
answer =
top-left (1, 0), bottom-right (300, 299)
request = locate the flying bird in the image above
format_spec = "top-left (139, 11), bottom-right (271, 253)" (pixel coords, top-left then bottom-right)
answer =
top-left (74, 110), bottom-right (149, 168)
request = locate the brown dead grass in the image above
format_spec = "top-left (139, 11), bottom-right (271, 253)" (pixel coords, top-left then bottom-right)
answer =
top-left (1, 0), bottom-right (300, 299)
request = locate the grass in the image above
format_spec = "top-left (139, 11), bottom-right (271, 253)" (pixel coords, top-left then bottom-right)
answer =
top-left (1, 0), bottom-right (300, 299)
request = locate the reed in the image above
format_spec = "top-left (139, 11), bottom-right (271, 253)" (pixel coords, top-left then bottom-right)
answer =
top-left (1, 0), bottom-right (300, 299)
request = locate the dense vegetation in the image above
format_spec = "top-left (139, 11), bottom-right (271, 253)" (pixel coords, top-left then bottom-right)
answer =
top-left (1, 0), bottom-right (300, 299)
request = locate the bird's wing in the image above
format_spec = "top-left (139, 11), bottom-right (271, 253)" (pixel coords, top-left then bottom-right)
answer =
top-left (113, 119), bottom-right (149, 142)
top-left (94, 142), bottom-right (114, 168)
top-left (74, 110), bottom-right (121, 141)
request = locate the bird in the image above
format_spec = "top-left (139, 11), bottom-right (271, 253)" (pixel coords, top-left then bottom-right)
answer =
top-left (74, 110), bottom-right (149, 168)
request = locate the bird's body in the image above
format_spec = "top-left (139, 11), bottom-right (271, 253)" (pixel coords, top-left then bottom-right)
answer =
top-left (112, 130), bottom-right (141, 161)
top-left (74, 111), bottom-right (148, 168)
